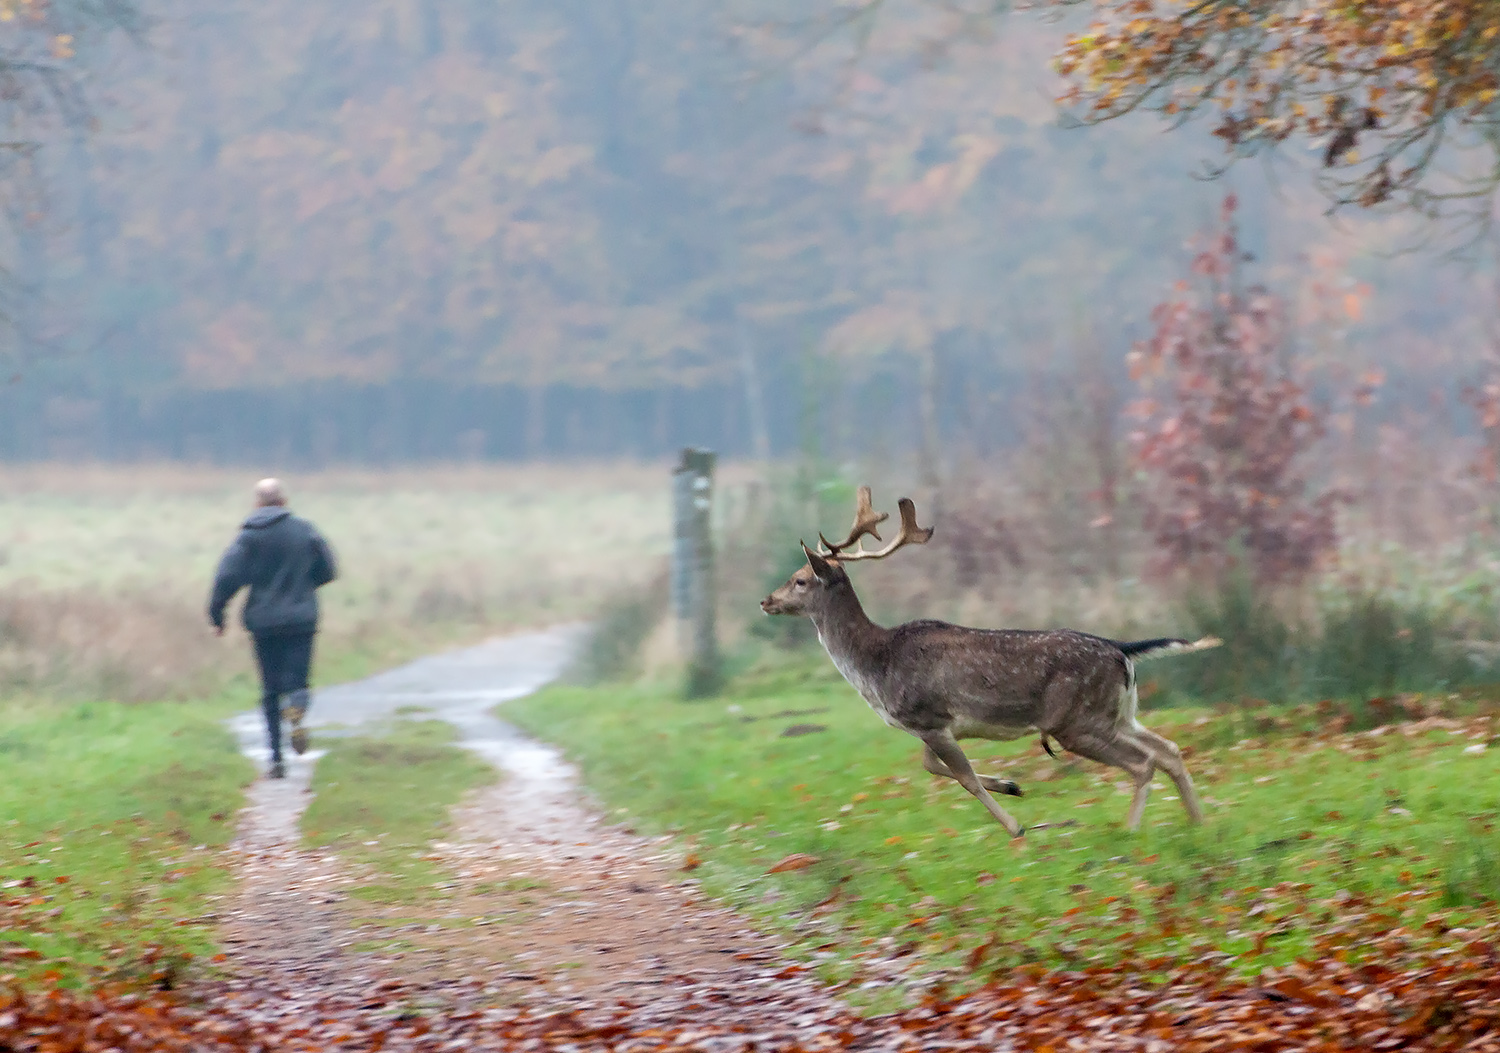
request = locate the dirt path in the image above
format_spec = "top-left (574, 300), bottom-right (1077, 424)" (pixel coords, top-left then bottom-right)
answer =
top-left (218, 627), bottom-right (853, 1014)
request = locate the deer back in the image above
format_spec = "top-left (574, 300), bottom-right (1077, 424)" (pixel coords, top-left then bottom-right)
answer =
top-left (869, 623), bottom-right (1133, 739)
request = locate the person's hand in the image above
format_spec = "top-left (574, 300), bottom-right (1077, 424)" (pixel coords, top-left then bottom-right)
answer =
top-left (212, 624), bottom-right (225, 638)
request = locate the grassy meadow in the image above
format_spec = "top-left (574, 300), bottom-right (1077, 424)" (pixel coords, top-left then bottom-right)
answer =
top-left (0, 462), bottom-right (674, 699)
top-left (505, 655), bottom-right (1500, 999)
top-left (0, 463), bottom-right (670, 594)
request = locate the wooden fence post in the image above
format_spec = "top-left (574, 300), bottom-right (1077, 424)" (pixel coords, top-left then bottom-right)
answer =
top-left (672, 447), bottom-right (720, 697)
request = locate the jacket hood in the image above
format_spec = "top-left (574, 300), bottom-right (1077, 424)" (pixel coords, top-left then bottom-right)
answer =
top-left (243, 506), bottom-right (293, 529)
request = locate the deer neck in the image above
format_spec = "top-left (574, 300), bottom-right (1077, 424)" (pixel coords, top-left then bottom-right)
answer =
top-left (809, 589), bottom-right (890, 697)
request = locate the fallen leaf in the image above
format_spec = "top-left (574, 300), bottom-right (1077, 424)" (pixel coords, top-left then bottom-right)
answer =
top-left (767, 853), bottom-right (820, 873)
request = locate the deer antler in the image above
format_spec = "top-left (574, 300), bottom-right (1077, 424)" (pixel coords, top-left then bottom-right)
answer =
top-left (817, 486), bottom-right (887, 555)
top-left (818, 488), bottom-right (933, 562)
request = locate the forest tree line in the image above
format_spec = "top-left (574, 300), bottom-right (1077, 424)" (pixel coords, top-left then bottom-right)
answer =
top-left (2, 0), bottom-right (1495, 462)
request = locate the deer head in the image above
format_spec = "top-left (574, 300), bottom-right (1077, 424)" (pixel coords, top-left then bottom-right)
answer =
top-left (760, 487), bottom-right (933, 618)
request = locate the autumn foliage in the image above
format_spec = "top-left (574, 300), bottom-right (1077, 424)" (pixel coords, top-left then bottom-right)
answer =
top-left (1463, 352), bottom-right (1500, 492)
top-left (1128, 196), bottom-right (1341, 586)
top-left (1054, 0), bottom-right (1500, 215)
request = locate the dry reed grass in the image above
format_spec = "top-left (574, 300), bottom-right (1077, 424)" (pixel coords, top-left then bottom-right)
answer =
top-left (0, 587), bottom-right (230, 702)
top-left (0, 461), bottom-right (689, 701)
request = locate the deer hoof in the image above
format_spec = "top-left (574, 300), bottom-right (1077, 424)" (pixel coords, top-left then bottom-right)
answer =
top-left (980, 776), bottom-right (1023, 797)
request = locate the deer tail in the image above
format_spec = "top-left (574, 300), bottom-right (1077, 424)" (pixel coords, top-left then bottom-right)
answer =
top-left (1040, 733), bottom-right (1059, 759)
top-left (1116, 636), bottom-right (1223, 663)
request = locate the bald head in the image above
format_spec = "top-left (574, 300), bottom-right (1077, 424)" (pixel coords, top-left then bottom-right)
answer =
top-left (254, 478), bottom-right (288, 507)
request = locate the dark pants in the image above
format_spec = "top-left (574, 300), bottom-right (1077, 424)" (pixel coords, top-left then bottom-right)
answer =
top-left (252, 631), bottom-right (315, 762)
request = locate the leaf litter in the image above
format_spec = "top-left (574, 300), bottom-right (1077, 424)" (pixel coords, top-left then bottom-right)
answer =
top-left (9, 942), bottom-right (1500, 1051)
top-left (11, 695), bottom-right (1500, 1049)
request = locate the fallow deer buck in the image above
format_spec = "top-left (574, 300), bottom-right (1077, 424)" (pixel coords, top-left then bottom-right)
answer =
top-left (760, 487), bottom-right (1221, 837)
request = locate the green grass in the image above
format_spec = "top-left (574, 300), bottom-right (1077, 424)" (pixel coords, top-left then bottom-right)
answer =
top-left (300, 720), bottom-right (497, 904)
top-left (504, 658), bottom-right (1500, 991)
top-left (0, 697), bottom-right (500, 990)
top-left (0, 696), bottom-right (252, 987)
top-left (0, 707), bottom-right (500, 991)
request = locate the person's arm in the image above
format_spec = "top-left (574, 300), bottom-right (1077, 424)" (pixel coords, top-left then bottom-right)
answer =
top-left (208, 534), bottom-right (250, 631)
top-left (310, 531), bottom-right (338, 588)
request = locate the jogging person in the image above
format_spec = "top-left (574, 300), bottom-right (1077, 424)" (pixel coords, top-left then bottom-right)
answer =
top-left (209, 478), bottom-right (338, 778)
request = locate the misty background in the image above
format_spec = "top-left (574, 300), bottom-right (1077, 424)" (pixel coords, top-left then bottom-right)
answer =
top-left (0, 0), bottom-right (1490, 466)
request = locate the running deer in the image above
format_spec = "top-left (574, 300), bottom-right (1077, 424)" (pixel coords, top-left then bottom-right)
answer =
top-left (759, 487), bottom-right (1220, 837)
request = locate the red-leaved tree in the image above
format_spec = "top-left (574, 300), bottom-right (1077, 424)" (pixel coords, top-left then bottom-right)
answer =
top-left (1461, 341), bottom-right (1500, 507)
top-left (1127, 196), bottom-right (1342, 587)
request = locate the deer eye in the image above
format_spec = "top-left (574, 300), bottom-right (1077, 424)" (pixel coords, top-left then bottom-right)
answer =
top-left (794, 578), bottom-right (808, 589)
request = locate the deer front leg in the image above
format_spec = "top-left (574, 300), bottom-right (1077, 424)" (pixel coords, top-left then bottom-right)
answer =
top-left (921, 744), bottom-right (1023, 797)
top-left (921, 731), bottom-right (1025, 837)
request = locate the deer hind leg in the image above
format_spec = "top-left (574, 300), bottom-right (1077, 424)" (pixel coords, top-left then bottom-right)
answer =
top-left (1054, 729), bottom-right (1157, 831)
top-left (921, 744), bottom-right (1022, 797)
top-left (921, 731), bottom-right (1025, 837)
top-left (1127, 765), bottom-right (1157, 832)
top-left (1128, 726), bottom-right (1203, 824)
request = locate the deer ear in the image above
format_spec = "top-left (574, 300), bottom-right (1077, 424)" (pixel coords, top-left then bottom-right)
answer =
top-left (800, 541), bottom-right (838, 582)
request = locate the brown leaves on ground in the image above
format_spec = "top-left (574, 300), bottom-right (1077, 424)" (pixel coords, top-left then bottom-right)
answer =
top-left (8, 949), bottom-right (1500, 1052)
top-left (766, 853), bottom-right (821, 874)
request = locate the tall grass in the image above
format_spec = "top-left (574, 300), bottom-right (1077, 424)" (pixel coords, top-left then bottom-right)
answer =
top-left (5, 453), bottom-right (1497, 711)
top-left (0, 461), bottom-right (679, 701)
top-left (0, 588), bottom-right (231, 702)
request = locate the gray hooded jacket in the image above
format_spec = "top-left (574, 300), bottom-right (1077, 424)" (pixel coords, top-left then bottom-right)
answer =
top-left (208, 507), bottom-right (338, 635)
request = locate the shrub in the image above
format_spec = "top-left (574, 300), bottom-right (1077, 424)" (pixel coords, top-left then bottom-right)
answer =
top-left (1129, 195), bottom-right (1343, 588)
top-left (1153, 573), bottom-right (1484, 706)
top-left (1313, 590), bottom-right (1481, 701)
top-left (1166, 571), bottom-right (1299, 702)
top-left (567, 572), bottom-right (668, 685)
